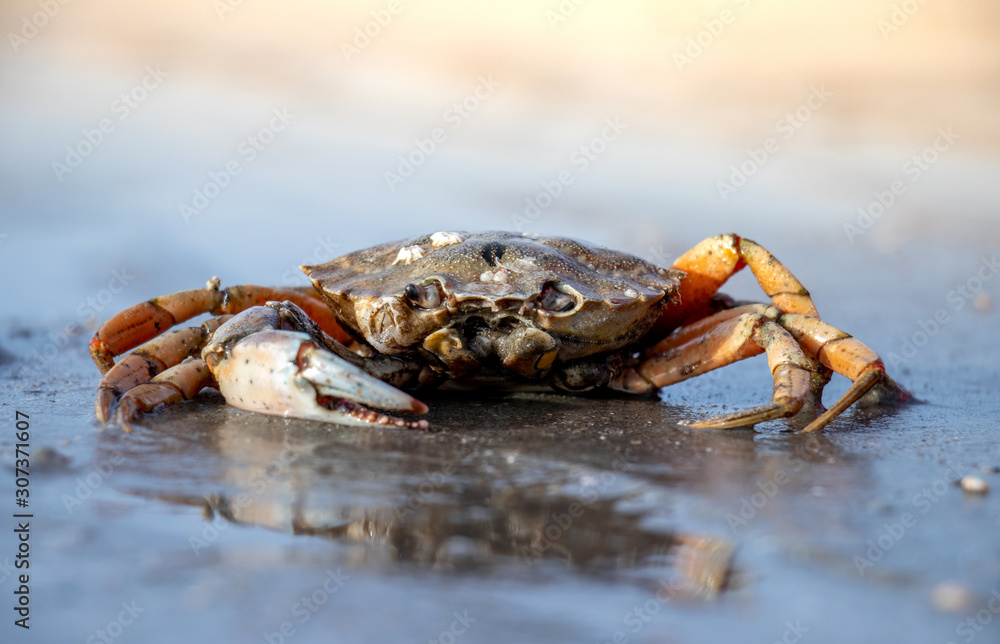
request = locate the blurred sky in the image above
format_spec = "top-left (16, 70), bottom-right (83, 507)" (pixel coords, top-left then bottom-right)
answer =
top-left (1, 0), bottom-right (999, 319)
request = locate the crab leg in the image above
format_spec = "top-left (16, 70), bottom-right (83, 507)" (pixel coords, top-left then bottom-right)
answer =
top-left (649, 304), bottom-right (834, 409)
top-left (615, 310), bottom-right (817, 429)
top-left (202, 305), bottom-right (429, 430)
top-left (89, 279), bottom-right (350, 374)
top-left (647, 305), bottom-right (760, 357)
top-left (776, 314), bottom-right (910, 432)
top-left (631, 301), bottom-right (909, 430)
top-left (653, 234), bottom-right (819, 334)
top-left (94, 316), bottom-right (230, 422)
top-left (114, 359), bottom-right (216, 432)
top-left (634, 233), bottom-right (913, 431)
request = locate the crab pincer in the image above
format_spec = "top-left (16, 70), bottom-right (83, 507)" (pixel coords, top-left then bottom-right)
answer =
top-left (202, 315), bottom-right (429, 430)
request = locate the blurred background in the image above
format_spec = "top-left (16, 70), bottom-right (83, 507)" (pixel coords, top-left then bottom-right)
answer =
top-left (2, 2), bottom-right (1000, 643)
top-left (2, 0), bottom-right (999, 318)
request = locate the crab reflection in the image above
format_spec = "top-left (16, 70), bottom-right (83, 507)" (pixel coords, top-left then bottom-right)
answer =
top-left (101, 395), bottom-right (748, 597)
top-left (102, 392), bottom-right (867, 599)
top-left (175, 484), bottom-right (735, 598)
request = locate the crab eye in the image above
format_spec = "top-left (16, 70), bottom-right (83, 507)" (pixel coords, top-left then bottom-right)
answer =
top-left (404, 282), bottom-right (442, 309)
top-left (539, 282), bottom-right (576, 312)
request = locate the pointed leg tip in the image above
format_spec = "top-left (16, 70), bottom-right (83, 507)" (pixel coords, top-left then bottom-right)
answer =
top-left (95, 388), bottom-right (116, 424)
top-left (800, 367), bottom-right (884, 432)
top-left (798, 420), bottom-right (826, 433)
top-left (685, 402), bottom-right (796, 431)
top-left (114, 399), bottom-right (141, 433)
top-left (685, 417), bottom-right (753, 431)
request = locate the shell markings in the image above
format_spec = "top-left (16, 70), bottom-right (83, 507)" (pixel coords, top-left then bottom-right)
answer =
top-left (480, 241), bottom-right (506, 267)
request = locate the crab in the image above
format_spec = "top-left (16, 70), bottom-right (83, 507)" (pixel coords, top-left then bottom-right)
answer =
top-left (90, 232), bottom-right (908, 433)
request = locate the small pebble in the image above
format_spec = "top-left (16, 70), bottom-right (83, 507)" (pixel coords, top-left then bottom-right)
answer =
top-left (960, 475), bottom-right (989, 494)
top-left (931, 582), bottom-right (976, 613)
top-left (866, 498), bottom-right (893, 515)
top-left (33, 446), bottom-right (72, 472)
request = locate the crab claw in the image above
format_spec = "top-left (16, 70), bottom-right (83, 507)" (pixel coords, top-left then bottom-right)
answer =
top-left (210, 330), bottom-right (429, 430)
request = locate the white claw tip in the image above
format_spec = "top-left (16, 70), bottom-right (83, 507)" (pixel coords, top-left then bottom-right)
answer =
top-left (393, 245), bottom-right (427, 265)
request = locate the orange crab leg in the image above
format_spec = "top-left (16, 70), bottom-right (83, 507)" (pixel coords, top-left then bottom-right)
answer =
top-left (94, 316), bottom-right (230, 422)
top-left (648, 304), bottom-right (765, 357)
top-left (115, 359), bottom-right (216, 432)
top-left (615, 311), bottom-right (815, 429)
top-left (89, 279), bottom-right (350, 374)
top-left (635, 301), bottom-right (906, 430)
top-left (776, 313), bottom-right (911, 432)
top-left (622, 313), bottom-right (765, 392)
top-left (654, 234), bottom-right (819, 334)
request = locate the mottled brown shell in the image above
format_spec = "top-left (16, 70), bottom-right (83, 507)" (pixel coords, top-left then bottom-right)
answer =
top-left (302, 231), bottom-right (684, 359)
